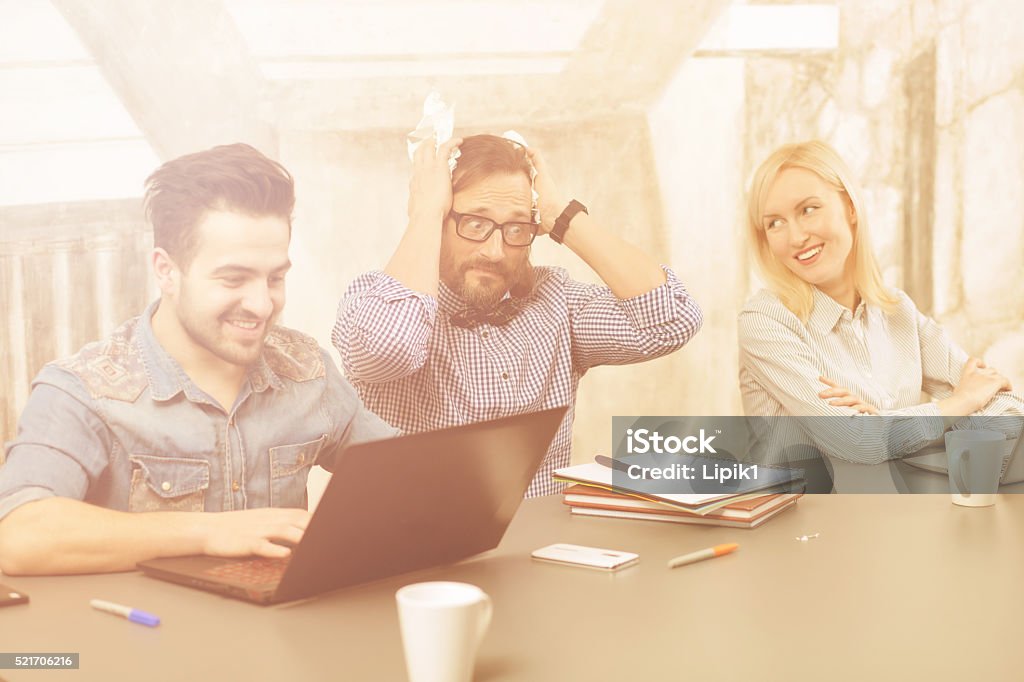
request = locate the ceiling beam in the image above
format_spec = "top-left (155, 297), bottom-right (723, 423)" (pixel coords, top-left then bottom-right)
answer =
top-left (52, 0), bottom-right (277, 160)
top-left (269, 0), bottom-right (731, 132)
top-left (271, 73), bottom-right (571, 132)
top-left (562, 0), bottom-right (731, 111)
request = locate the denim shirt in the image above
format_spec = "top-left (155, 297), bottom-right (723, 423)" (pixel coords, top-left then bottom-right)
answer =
top-left (0, 301), bottom-right (398, 520)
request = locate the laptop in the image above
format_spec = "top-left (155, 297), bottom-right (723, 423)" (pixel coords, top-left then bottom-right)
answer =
top-left (137, 406), bottom-right (567, 604)
top-left (904, 434), bottom-right (1024, 485)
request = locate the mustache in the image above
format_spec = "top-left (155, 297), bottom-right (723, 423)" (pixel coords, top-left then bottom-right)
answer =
top-left (459, 259), bottom-right (511, 277)
top-left (219, 310), bottom-right (269, 323)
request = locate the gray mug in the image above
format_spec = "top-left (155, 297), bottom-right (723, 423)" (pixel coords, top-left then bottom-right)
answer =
top-left (944, 430), bottom-right (1006, 507)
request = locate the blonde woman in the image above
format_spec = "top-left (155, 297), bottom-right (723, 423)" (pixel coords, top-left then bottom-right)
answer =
top-left (738, 140), bottom-right (1022, 480)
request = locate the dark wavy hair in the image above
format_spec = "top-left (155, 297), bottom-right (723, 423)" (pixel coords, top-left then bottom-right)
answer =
top-left (452, 134), bottom-right (532, 192)
top-left (144, 143), bottom-right (295, 269)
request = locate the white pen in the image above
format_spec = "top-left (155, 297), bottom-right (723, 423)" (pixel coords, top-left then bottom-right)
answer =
top-left (90, 599), bottom-right (161, 627)
top-left (667, 543), bottom-right (739, 569)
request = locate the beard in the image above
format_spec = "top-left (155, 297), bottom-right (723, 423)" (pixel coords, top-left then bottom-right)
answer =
top-left (440, 252), bottom-right (535, 310)
top-left (175, 283), bottom-right (278, 368)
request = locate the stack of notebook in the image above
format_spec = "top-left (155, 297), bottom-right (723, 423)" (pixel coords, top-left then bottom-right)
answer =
top-left (554, 457), bottom-right (804, 529)
top-left (562, 484), bottom-right (802, 528)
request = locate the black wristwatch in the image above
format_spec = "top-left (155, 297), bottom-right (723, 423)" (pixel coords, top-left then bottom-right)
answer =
top-left (550, 200), bottom-right (588, 244)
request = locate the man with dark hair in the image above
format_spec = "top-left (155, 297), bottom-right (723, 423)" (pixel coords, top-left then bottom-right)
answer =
top-left (0, 143), bottom-right (396, 575)
top-left (334, 135), bottom-right (702, 497)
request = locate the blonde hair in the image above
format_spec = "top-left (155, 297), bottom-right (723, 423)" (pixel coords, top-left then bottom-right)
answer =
top-left (746, 140), bottom-right (899, 321)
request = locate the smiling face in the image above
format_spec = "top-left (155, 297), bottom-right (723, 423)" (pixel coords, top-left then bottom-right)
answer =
top-left (440, 172), bottom-right (533, 309)
top-left (166, 209), bottom-right (291, 368)
top-left (761, 166), bottom-right (857, 297)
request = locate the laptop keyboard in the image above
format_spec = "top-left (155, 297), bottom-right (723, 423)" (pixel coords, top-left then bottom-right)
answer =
top-left (203, 557), bottom-right (291, 585)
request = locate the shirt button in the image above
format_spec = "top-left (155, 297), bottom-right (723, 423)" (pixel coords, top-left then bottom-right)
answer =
top-left (481, 331), bottom-right (490, 339)
top-left (161, 481), bottom-right (171, 492)
top-left (501, 372), bottom-right (509, 380)
top-left (232, 481), bottom-right (241, 492)
top-left (297, 454), bottom-right (305, 465)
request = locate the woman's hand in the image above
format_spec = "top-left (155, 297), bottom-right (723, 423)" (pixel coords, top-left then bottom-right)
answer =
top-left (818, 376), bottom-right (880, 414)
top-left (945, 358), bottom-right (1013, 414)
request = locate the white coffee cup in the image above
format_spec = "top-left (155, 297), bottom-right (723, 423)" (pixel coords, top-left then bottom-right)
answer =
top-left (945, 430), bottom-right (1006, 507)
top-left (396, 582), bottom-right (492, 682)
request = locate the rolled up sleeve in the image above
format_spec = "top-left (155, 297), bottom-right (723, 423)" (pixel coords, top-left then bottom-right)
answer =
top-left (0, 379), bottom-right (111, 520)
top-left (568, 266), bottom-right (703, 370)
top-left (333, 272), bottom-right (439, 384)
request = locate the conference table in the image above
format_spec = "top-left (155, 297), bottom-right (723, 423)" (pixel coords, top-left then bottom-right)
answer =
top-left (2, 489), bottom-right (1022, 682)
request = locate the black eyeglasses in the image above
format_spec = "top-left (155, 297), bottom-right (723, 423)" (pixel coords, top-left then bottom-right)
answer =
top-left (449, 211), bottom-right (538, 247)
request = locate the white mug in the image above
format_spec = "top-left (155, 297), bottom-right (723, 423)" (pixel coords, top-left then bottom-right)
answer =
top-left (945, 430), bottom-right (1006, 507)
top-left (396, 582), bottom-right (492, 682)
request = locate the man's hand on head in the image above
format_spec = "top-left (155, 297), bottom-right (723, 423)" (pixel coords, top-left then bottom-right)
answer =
top-left (384, 136), bottom-right (456, 294)
top-left (201, 508), bottom-right (313, 559)
top-left (524, 145), bottom-right (667, 297)
top-left (408, 137), bottom-right (463, 225)
top-left (524, 147), bottom-right (569, 236)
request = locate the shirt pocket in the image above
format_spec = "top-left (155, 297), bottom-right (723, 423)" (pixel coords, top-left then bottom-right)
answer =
top-left (269, 435), bottom-right (327, 509)
top-left (128, 454), bottom-right (210, 513)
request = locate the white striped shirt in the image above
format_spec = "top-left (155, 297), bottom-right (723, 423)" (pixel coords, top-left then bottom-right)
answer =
top-left (738, 287), bottom-right (1024, 464)
top-left (333, 266), bottom-right (702, 497)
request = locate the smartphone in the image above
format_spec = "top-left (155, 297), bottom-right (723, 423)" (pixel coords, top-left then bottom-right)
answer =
top-left (531, 543), bottom-right (639, 571)
top-left (0, 584), bottom-right (29, 607)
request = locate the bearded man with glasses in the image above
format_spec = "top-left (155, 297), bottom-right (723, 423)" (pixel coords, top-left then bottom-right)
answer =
top-left (333, 134), bottom-right (703, 497)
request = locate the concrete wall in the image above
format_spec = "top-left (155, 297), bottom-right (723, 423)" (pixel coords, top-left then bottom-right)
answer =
top-left (647, 57), bottom-right (748, 419)
top-left (742, 0), bottom-right (1024, 390)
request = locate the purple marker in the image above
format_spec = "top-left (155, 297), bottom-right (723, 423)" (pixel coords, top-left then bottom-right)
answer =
top-left (90, 599), bottom-right (161, 627)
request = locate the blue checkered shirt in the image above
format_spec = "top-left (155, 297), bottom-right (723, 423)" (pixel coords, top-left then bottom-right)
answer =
top-left (333, 265), bottom-right (702, 497)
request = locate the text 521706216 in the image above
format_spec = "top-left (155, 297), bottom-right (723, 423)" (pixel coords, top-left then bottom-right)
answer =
top-left (0, 654), bottom-right (80, 669)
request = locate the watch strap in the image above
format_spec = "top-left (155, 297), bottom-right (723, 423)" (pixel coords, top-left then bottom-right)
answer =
top-left (550, 200), bottom-right (588, 244)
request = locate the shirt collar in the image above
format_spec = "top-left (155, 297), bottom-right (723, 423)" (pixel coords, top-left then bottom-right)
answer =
top-left (135, 299), bottom-right (284, 403)
top-left (437, 281), bottom-right (465, 317)
top-left (247, 354), bottom-right (285, 393)
top-left (807, 287), bottom-right (868, 332)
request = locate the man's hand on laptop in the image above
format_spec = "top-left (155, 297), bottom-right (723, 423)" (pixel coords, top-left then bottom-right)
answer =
top-left (201, 508), bottom-right (312, 559)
